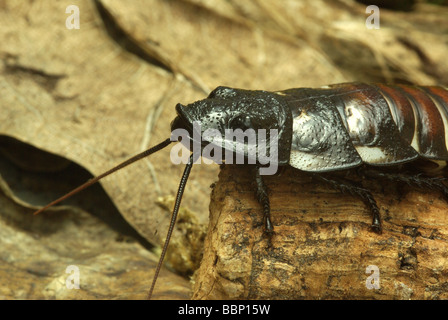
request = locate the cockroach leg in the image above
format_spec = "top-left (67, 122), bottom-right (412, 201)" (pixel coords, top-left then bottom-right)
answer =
top-left (254, 166), bottom-right (274, 235)
top-left (314, 174), bottom-right (382, 234)
top-left (361, 169), bottom-right (448, 202)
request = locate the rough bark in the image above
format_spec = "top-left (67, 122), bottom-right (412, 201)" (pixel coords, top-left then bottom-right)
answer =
top-left (193, 165), bottom-right (448, 299)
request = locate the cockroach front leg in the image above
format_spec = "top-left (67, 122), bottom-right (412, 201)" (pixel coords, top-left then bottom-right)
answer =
top-left (254, 166), bottom-right (274, 234)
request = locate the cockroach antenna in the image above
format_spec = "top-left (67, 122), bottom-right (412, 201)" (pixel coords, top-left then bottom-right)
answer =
top-left (33, 138), bottom-right (193, 300)
top-left (147, 153), bottom-right (194, 299)
top-left (33, 138), bottom-right (172, 216)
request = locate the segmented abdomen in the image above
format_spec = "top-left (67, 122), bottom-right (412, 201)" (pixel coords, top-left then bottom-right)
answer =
top-left (376, 84), bottom-right (448, 160)
top-left (279, 82), bottom-right (448, 172)
top-left (333, 83), bottom-right (448, 162)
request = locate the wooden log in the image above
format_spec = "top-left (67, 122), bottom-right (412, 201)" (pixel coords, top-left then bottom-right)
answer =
top-left (192, 165), bottom-right (448, 299)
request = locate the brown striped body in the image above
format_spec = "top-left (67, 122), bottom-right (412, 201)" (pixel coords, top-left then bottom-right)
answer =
top-left (278, 83), bottom-right (448, 172)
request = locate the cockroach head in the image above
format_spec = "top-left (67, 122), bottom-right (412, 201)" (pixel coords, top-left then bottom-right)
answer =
top-left (171, 86), bottom-right (292, 165)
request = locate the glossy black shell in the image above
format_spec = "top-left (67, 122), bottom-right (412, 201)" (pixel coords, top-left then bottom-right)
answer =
top-left (172, 82), bottom-right (448, 173)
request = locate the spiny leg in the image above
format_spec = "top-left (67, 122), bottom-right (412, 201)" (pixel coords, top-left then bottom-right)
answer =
top-left (313, 174), bottom-right (382, 234)
top-left (253, 166), bottom-right (274, 234)
top-left (360, 168), bottom-right (448, 201)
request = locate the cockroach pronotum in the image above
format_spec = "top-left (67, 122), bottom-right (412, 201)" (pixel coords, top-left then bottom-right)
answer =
top-left (34, 82), bottom-right (448, 299)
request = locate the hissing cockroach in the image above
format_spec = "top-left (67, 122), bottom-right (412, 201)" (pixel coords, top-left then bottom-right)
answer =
top-left (34, 82), bottom-right (448, 299)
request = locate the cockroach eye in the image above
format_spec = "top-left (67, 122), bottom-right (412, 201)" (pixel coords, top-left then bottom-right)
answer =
top-left (230, 115), bottom-right (252, 130)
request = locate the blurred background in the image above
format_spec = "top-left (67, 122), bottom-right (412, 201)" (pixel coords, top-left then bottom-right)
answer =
top-left (0, 0), bottom-right (447, 299)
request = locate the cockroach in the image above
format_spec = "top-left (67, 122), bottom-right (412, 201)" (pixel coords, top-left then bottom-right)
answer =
top-left (34, 82), bottom-right (448, 299)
